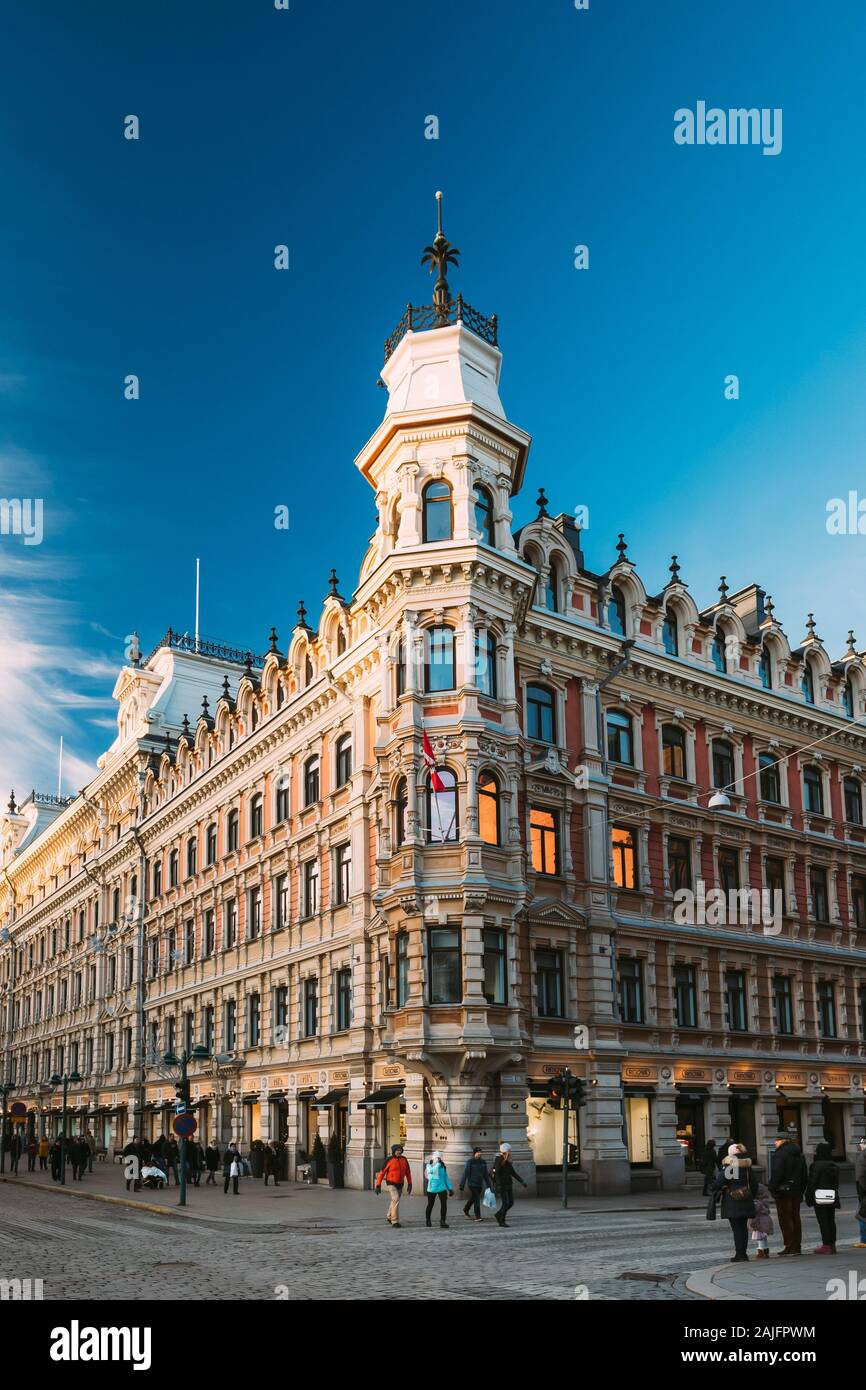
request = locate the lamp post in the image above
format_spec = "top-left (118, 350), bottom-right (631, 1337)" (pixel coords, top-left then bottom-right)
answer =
top-left (49, 1071), bottom-right (82, 1186)
top-left (162, 1046), bottom-right (209, 1207)
top-left (0, 1082), bottom-right (14, 1174)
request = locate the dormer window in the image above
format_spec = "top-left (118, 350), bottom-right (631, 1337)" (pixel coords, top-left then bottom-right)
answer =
top-left (662, 607), bottom-right (679, 657)
top-left (712, 630), bottom-right (727, 674)
top-left (608, 586), bottom-right (626, 636)
top-left (759, 647), bottom-right (772, 689)
top-left (801, 661), bottom-right (815, 704)
top-left (843, 676), bottom-right (855, 718)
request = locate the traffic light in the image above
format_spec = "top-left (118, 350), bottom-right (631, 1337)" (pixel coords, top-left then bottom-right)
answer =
top-left (547, 1071), bottom-right (587, 1107)
top-left (571, 1077), bottom-right (587, 1109)
top-left (175, 1079), bottom-right (191, 1113)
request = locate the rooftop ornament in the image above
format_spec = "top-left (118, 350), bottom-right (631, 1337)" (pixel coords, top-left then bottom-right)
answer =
top-left (718, 575), bottom-right (729, 601)
top-left (805, 612), bottom-right (818, 640)
top-left (268, 627), bottom-right (279, 652)
top-left (669, 554), bottom-right (681, 582)
top-left (615, 533), bottom-right (628, 562)
top-left (765, 594), bottom-right (775, 621)
top-left (296, 600), bottom-right (312, 631)
top-left (536, 488), bottom-right (550, 519)
top-left (847, 629), bottom-right (857, 655)
top-left (383, 193), bottom-right (497, 362)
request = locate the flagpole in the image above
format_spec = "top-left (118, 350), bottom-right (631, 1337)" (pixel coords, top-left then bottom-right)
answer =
top-left (57, 737), bottom-right (63, 797)
top-left (194, 558), bottom-right (200, 653)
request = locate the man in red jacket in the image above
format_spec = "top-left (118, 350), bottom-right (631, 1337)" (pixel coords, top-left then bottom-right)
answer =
top-left (376, 1144), bottom-right (413, 1227)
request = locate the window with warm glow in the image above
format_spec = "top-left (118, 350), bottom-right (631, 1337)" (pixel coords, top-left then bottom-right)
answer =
top-left (530, 806), bottom-right (558, 875)
top-left (611, 825), bottom-right (636, 888)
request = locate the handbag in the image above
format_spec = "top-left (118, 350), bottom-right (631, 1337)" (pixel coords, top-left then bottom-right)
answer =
top-left (814, 1188), bottom-right (835, 1205)
top-left (483, 1187), bottom-right (498, 1211)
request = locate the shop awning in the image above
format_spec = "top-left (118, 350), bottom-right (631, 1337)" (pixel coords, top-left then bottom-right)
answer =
top-left (356, 1087), bottom-right (403, 1108)
top-left (241, 1094), bottom-right (260, 1105)
top-left (313, 1089), bottom-right (348, 1109)
top-left (676, 1087), bottom-right (710, 1100)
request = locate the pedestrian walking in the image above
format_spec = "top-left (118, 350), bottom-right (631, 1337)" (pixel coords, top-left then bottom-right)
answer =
top-left (189, 1139), bottom-right (203, 1186)
top-left (84, 1128), bottom-right (96, 1172)
top-left (205, 1141), bottom-right (220, 1184)
top-left (491, 1143), bottom-right (527, 1227)
top-left (749, 1182), bottom-right (774, 1259)
top-left (424, 1151), bottom-right (452, 1228)
top-left (709, 1142), bottom-right (759, 1262)
top-left (804, 1142), bottom-right (840, 1254)
top-left (263, 1140), bottom-right (280, 1186)
top-left (223, 1142), bottom-right (241, 1195)
top-left (122, 1136), bottom-right (143, 1191)
top-left (854, 1136), bottom-right (866, 1248)
top-left (70, 1136), bottom-right (86, 1181)
top-left (700, 1139), bottom-right (720, 1196)
top-left (26, 1136), bottom-right (37, 1172)
top-left (767, 1129), bottom-right (807, 1256)
top-left (374, 1143), bottom-right (412, 1228)
top-left (459, 1146), bottom-right (491, 1221)
top-left (37, 1136), bottom-right (49, 1170)
top-left (49, 1138), bottom-right (63, 1182)
top-left (164, 1137), bottom-right (180, 1187)
top-left (9, 1132), bottom-right (22, 1175)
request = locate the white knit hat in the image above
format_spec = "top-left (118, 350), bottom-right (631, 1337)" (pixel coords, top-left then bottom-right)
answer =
top-left (500, 1142), bottom-right (512, 1153)
top-left (727, 1142), bottom-right (746, 1157)
top-left (431, 1150), bottom-right (442, 1160)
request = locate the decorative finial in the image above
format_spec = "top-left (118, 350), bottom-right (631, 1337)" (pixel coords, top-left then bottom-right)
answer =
top-left (847, 629), bottom-right (856, 654)
top-left (421, 191), bottom-right (460, 320)
top-left (718, 575), bottom-right (729, 601)
top-left (536, 487), bottom-right (549, 519)
top-left (181, 714), bottom-right (190, 736)
top-left (201, 696), bottom-right (210, 718)
top-left (765, 594), bottom-right (775, 620)
top-left (328, 569), bottom-right (340, 597)
top-left (268, 626), bottom-right (279, 652)
top-left (669, 554), bottom-right (680, 582)
top-left (244, 652), bottom-right (253, 676)
top-left (296, 600), bottom-right (310, 630)
top-left (616, 533), bottom-right (628, 562)
top-left (805, 612), bottom-right (816, 639)
top-left (222, 675), bottom-right (231, 700)
top-left (7, 790), bottom-right (16, 814)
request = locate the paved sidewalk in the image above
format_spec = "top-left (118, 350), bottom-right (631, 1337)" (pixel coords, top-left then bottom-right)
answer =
top-left (688, 1245), bottom-right (866, 1301)
top-left (0, 1161), bottom-right (720, 1225)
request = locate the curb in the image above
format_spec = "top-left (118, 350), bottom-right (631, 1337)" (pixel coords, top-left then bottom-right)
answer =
top-left (1, 1175), bottom-right (188, 1220)
top-left (686, 1262), bottom-right (751, 1301)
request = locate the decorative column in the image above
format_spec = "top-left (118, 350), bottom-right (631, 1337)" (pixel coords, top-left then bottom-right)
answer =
top-left (396, 461), bottom-right (421, 546)
top-left (494, 474), bottom-right (516, 552)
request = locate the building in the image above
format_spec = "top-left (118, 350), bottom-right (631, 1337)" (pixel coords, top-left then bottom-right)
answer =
top-left (2, 204), bottom-right (866, 1195)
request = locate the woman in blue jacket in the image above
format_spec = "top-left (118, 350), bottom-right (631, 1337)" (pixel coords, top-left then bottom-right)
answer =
top-left (424, 1150), bottom-right (453, 1228)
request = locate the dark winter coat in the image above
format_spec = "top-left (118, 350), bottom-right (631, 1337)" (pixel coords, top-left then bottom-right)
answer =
top-left (460, 1156), bottom-right (491, 1190)
top-left (222, 1146), bottom-right (241, 1176)
top-left (712, 1157), bottom-right (759, 1219)
top-left (263, 1145), bottom-right (277, 1174)
top-left (805, 1148), bottom-right (840, 1210)
top-left (768, 1140), bottom-right (807, 1198)
top-left (205, 1144), bottom-right (220, 1172)
top-left (700, 1142), bottom-right (719, 1178)
top-left (491, 1154), bottom-right (526, 1192)
top-left (854, 1148), bottom-right (866, 1198)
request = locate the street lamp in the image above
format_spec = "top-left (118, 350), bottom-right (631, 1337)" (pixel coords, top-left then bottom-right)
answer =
top-left (49, 1071), bottom-right (82, 1186)
top-left (162, 1045), bottom-right (209, 1208)
top-left (0, 1082), bottom-right (14, 1175)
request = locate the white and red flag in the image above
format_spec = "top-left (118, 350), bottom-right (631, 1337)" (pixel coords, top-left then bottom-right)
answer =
top-left (422, 728), bottom-right (444, 792)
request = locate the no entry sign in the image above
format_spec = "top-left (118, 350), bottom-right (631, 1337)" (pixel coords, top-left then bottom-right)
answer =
top-left (173, 1113), bottom-right (197, 1138)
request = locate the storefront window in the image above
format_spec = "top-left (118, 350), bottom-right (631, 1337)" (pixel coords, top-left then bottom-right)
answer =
top-left (626, 1095), bottom-right (653, 1165)
top-left (526, 1094), bottom-right (580, 1168)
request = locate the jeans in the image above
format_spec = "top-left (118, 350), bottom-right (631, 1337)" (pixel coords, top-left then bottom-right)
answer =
top-left (729, 1216), bottom-right (749, 1258)
top-left (425, 1191), bottom-right (448, 1225)
top-left (496, 1188), bottom-right (515, 1222)
top-left (463, 1187), bottom-right (483, 1219)
top-left (224, 1174), bottom-right (239, 1194)
top-left (775, 1194), bottom-right (802, 1253)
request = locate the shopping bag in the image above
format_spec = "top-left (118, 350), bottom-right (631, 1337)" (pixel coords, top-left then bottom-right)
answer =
top-left (482, 1187), bottom-right (498, 1210)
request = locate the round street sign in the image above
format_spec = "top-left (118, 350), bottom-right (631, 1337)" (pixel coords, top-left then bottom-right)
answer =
top-left (9, 1102), bottom-right (27, 1118)
top-left (173, 1113), bottom-right (197, 1138)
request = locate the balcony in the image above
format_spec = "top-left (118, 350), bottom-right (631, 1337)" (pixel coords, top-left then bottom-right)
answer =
top-left (383, 294), bottom-right (497, 363)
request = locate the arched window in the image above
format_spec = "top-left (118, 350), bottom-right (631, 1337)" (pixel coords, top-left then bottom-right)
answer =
top-left (712, 629), bottom-right (727, 674)
top-left (427, 768), bottom-right (458, 843)
top-left (661, 724), bottom-right (687, 779)
top-left (249, 793), bottom-right (263, 840)
top-left (759, 647), bottom-right (772, 690)
top-left (478, 771), bottom-right (499, 846)
top-left (803, 764), bottom-right (824, 814)
top-left (712, 739), bottom-right (735, 791)
top-left (608, 586), bottom-right (626, 636)
top-left (606, 710), bottom-right (633, 765)
top-left (844, 776), bottom-right (863, 825)
top-left (395, 779), bottom-right (408, 845)
top-left (304, 655), bottom-right (313, 687)
top-left (544, 557), bottom-right (560, 613)
top-left (475, 630), bottom-right (497, 698)
top-left (303, 756), bottom-right (320, 807)
top-left (186, 837), bottom-right (197, 877)
top-left (843, 676), bottom-right (855, 718)
top-left (276, 681), bottom-right (285, 710)
top-left (662, 608), bottom-right (679, 657)
top-left (396, 632), bottom-right (406, 699)
top-left (422, 479), bottom-right (452, 543)
top-left (335, 733), bottom-right (352, 786)
top-left (526, 684), bottom-right (555, 743)
top-left (424, 626), bottom-right (455, 692)
top-left (758, 752), bottom-right (781, 804)
top-left (206, 823), bottom-right (217, 865)
top-left (474, 483), bottom-right (494, 546)
top-left (801, 660), bottom-right (815, 704)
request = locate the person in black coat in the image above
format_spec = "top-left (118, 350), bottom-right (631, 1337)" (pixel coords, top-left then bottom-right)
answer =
top-left (205, 1142), bottom-right (220, 1184)
top-left (49, 1138), bottom-right (63, 1182)
top-left (804, 1142), bottom-right (840, 1253)
top-left (710, 1143), bottom-right (759, 1262)
top-left (459, 1147), bottom-right (492, 1221)
top-left (768, 1132), bottom-right (808, 1255)
top-left (701, 1140), bottom-right (720, 1196)
top-left (491, 1144), bottom-right (527, 1226)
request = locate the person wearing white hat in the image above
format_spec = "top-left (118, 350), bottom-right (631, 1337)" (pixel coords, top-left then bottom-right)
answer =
top-left (424, 1150), bottom-right (453, 1228)
top-left (491, 1142), bottom-right (527, 1226)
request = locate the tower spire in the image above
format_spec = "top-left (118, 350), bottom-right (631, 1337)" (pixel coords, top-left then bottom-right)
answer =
top-left (421, 191), bottom-right (461, 321)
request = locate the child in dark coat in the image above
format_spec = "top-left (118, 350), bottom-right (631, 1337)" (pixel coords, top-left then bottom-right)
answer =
top-left (749, 1182), bottom-right (774, 1258)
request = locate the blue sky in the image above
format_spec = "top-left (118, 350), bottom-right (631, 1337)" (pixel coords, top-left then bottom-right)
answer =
top-left (2, 0), bottom-right (865, 796)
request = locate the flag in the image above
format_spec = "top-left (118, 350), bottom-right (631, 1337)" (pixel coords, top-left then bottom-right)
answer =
top-left (422, 728), bottom-right (444, 792)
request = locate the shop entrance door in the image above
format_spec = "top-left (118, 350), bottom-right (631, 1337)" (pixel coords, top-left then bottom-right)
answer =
top-left (776, 1103), bottom-right (802, 1148)
top-left (675, 1098), bottom-right (706, 1170)
top-left (728, 1094), bottom-right (758, 1160)
top-left (821, 1098), bottom-right (846, 1159)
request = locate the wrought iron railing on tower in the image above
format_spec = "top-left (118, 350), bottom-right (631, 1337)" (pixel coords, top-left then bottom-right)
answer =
top-left (383, 293), bottom-right (498, 363)
top-left (144, 628), bottom-right (266, 669)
